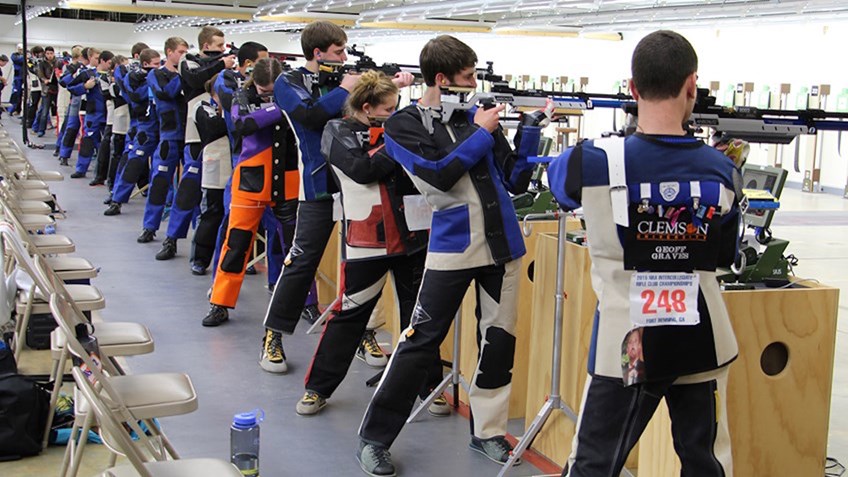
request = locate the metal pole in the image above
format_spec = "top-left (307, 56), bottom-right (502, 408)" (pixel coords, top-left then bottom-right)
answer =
top-left (498, 212), bottom-right (577, 477)
top-left (549, 212), bottom-right (568, 401)
top-left (20, 0), bottom-right (29, 145)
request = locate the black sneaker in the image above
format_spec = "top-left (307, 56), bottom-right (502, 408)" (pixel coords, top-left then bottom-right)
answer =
top-left (469, 435), bottom-right (521, 465)
top-left (59, 157), bottom-right (69, 166)
top-left (52, 148), bottom-right (59, 157)
top-left (137, 229), bottom-right (155, 243)
top-left (245, 265), bottom-right (257, 275)
top-left (70, 172), bottom-right (85, 179)
top-left (357, 441), bottom-right (396, 477)
top-left (89, 178), bottom-right (105, 186)
top-left (267, 283), bottom-right (275, 294)
top-left (155, 238), bottom-right (177, 260)
top-left (104, 202), bottom-right (122, 216)
top-left (300, 304), bottom-right (321, 324)
top-left (191, 263), bottom-right (206, 276)
top-left (103, 195), bottom-right (113, 205)
top-left (202, 305), bottom-right (229, 327)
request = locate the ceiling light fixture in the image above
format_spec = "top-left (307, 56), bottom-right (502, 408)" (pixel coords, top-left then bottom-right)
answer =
top-left (14, 5), bottom-right (56, 25)
top-left (134, 15), bottom-right (237, 33)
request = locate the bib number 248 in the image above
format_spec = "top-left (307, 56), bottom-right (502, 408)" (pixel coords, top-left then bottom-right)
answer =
top-left (630, 272), bottom-right (700, 327)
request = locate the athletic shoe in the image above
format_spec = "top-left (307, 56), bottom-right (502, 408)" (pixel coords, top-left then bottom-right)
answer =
top-left (69, 172), bottom-right (85, 179)
top-left (357, 441), bottom-right (396, 477)
top-left (267, 283), bottom-right (275, 294)
top-left (300, 304), bottom-right (321, 324)
top-left (259, 329), bottom-right (287, 373)
top-left (89, 178), bottom-right (105, 186)
top-left (469, 435), bottom-right (521, 465)
top-left (356, 330), bottom-right (388, 368)
top-left (202, 305), bottom-right (229, 327)
top-left (295, 391), bottom-right (327, 416)
top-left (191, 263), bottom-right (206, 276)
top-left (103, 202), bottom-right (121, 216)
top-left (245, 265), bottom-right (257, 275)
top-left (428, 393), bottom-right (451, 417)
top-left (137, 229), bottom-right (155, 243)
top-left (52, 148), bottom-right (59, 157)
top-left (58, 157), bottom-right (69, 166)
top-left (155, 238), bottom-right (177, 261)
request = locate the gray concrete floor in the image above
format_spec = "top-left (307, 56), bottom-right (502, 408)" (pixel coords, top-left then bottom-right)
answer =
top-left (0, 119), bottom-right (551, 477)
top-left (4, 117), bottom-right (848, 476)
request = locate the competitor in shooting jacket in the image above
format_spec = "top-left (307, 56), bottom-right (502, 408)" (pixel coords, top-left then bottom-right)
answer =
top-left (356, 36), bottom-right (545, 475)
top-left (547, 31), bottom-right (740, 477)
top-left (104, 56), bottom-right (131, 190)
top-left (136, 37), bottom-right (189, 243)
top-left (296, 71), bottom-right (446, 416)
top-left (157, 26), bottom-right (235, 262)
top-left (92, 54), bottom-right (122, 186)
top-left (57, 48), bottom-right (86, 165)
top-left (191, 79), bottom-right (230, 273)
top-left (68, 50), bottom-right (113, 178)
top-left (7, 45), bottom-right (24, 115)
top-left (262, 21), bottom-right (359, 362)
top-left (205, 57), bottom-right (298, 328)
top-left (106, 48), bottom-right (160, 213)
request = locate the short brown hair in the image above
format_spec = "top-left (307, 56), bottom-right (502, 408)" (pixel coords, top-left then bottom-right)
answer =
top-left (111, 55), bottom-right (127, 70)
top-left (206, 73), bottom-right (219, 95)
top-left (139, 48), bottom-right (161, 66)
top-left (300, 21), bottom-right (347, 61)
top-left (631, 30), bottom-right (698, 101)
top-left (419, 36), bottom-right (478, 87)
top-left (198, 26), bottom-right (224, 49)
top-left (131, 42), bottom-right (149, 58)
top-left (345, 70), bottom-right (397, 116)
top-left (164, 37), bottom-right (188, 54)
top-left (247, 57), bottom-right (283, 90)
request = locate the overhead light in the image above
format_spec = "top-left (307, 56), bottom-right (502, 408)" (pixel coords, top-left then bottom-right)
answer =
top-left (134, 16), bottom-right (237, 33)
top-left (218, 21), bottom-right (308, 34)
top-left (61, 0), bottom-right (253, 20)
top-left (357, 19), bottom-right (495, 33)
top-left (14, 5), bottom-right (56, 25)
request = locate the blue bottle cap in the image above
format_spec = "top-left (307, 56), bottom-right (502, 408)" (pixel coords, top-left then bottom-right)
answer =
top-left (233, 409), bottom-right (265, 429)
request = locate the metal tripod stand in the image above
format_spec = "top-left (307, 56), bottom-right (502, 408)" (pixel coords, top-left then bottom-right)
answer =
top-left (407, 310), bottom-right (468, 422)
top-left (498, 211), bottom-right (578, 477)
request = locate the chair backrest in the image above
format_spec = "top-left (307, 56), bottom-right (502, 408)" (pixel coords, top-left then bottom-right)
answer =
top-left (70, 366), bottom-right (155, 477)
top-left (0, 221), bottom-right (52, 297)
top-left (49, 292), bottom-right (164, 461)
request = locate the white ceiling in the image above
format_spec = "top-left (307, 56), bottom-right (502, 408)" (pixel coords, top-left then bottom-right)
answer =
top-left (16, 0), bottom-right (848, 35)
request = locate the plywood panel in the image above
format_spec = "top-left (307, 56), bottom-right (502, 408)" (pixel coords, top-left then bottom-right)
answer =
top-left (640, 282), bottom-right (839, 476)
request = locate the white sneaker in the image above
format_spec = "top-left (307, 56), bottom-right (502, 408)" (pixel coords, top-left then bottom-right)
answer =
top-left (259, 329), bottom-right (288, 374)
top-left (356, 330), bottom-right (388, 368)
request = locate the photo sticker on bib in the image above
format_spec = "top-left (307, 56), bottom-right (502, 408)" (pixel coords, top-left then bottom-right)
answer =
top-left (630, 272), bottom-right (700, 327)
top-left (621, 328), bottom-right (646, 386)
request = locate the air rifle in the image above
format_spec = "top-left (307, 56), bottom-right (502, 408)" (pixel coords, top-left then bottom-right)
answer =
top-left (465, 81), bottom-right (848, 144)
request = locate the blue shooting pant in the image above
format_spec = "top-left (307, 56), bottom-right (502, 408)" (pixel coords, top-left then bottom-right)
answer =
top-left (142, 139), bottom-right (182, 231)
top-left (111, 128), bottom-right (157, 204)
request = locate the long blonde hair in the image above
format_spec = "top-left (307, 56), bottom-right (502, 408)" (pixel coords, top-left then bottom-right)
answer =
top-left (345, 70), bottom-right (398, 116)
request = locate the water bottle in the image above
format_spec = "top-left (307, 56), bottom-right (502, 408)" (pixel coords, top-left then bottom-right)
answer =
top-left (231, 409), bottom-right (263, 476)
top-left (71, 323), bottom-right (102, 384)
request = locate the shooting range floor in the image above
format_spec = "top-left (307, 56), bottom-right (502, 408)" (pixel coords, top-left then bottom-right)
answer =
top-left (2, 115), bottom-right (848, 476)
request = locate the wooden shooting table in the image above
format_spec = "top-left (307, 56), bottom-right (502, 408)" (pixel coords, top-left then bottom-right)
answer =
top-left (524, 233), bottom-right (838, 475)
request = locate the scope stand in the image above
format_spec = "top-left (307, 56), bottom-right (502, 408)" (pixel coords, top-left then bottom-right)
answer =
top-left (407, 310), bottom-right (469, 422)
top-left (498, 211), bottom-right (634, 477)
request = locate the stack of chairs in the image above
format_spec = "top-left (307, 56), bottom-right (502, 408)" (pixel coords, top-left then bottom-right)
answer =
top-left (0, 129), bottom-right (239, 476)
